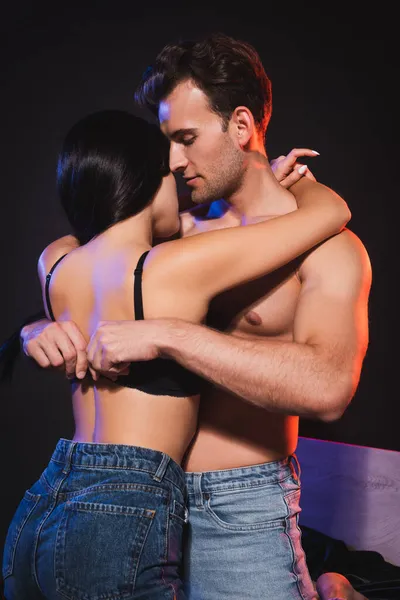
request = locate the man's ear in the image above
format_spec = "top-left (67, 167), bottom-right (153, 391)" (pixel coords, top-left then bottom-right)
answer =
top-left (231, 106), bottom-right (255, 147)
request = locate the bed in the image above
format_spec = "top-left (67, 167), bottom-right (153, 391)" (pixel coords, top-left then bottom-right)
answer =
top-left (296, 436), bottom-right (400, 568)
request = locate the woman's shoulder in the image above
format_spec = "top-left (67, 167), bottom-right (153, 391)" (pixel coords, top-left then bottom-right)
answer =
top-left (37, 235), bottom-right (80, 285)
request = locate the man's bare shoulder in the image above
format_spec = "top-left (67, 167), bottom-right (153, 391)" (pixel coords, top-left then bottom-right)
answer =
top-left (300, 227), bottom-right (372, 290)
top-left (310, 228), bottom-right (369, 262)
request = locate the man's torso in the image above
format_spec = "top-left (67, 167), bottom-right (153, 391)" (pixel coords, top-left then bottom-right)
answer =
top-left (180, 208), bottom-right (303, 472)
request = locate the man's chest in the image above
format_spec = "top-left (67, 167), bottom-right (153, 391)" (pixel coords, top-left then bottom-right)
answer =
top-left (206, 260), bottom-right (302, 337)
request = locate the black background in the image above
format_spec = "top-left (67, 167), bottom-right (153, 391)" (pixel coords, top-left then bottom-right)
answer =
top-left (0, 1), bottom-right (397, 556)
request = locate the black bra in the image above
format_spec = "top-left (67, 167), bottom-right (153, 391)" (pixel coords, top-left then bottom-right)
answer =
top-left (45, 251), bottom-right (201, 397)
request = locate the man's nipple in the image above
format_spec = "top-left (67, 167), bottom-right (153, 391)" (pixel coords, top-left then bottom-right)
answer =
top-left (244, 310), bottom-right (262, 326)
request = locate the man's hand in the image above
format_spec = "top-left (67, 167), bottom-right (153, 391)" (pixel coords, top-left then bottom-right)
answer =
top-left (271, 148), bottom-right (318, 188)
top-left (21, 319), bottom-right (88, 379)
top-left (87, 320), bottom-right (163, 381)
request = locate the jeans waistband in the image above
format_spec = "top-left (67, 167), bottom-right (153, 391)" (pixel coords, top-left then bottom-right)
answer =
top-left (185, 455), bottom-right (300, 494)
top-left (50, 438), bottom-right (186, 490)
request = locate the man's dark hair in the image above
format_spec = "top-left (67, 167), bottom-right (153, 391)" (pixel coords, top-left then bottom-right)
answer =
top-left (135, 33), bottom-right (272, 135)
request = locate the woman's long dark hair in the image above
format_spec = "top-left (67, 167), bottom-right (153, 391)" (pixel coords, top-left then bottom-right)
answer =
top-left (58, 110), bottom-right (170, 244)
top-left (1, 110), bottom-right (171, 381)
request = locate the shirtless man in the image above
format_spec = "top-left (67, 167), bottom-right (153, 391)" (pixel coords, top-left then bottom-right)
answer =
top-left (21, 33), bottom-right (371, 599)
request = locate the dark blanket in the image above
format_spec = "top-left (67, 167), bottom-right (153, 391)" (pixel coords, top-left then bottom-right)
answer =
top-left (301, 525), bottom-right (400, 599)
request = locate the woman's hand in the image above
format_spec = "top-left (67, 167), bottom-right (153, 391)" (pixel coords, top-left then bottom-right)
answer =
top-left (270, 148), bottom-right (318, 188)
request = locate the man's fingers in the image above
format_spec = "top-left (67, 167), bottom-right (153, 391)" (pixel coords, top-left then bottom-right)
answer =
top-left (37, 342), bottom-right (66, 369)
top-left (51, 336), bottom-right (78, 377)
top-left (61, 321), bottom-right (87, 351)
top-left (87, 367), bottom-right (118, 383)
top-left (88, 366), bottom-right (99, 381)
top-left (24, 335), bottom-right (66, 371)
top-left (102, 373), bottom-right (118, 382)
top-left (118, 367), bottom-right (130, 377)
top-left (58, 322), bottom-right (87, 378)
top-left (25, 344), bottom-right (51, 368)
top-left (75, 350), bottom-right (88, 380)
top-left (107, 362), bottom-right (130, 375)
top-left (21, 319), bottom-right (88, 378)
top-left (87, 353), bottom-right (129, 382)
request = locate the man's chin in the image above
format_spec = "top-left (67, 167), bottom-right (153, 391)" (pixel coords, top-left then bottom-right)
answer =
top-left (190, 189), bottom-right (215, 206)
top-left (191, 196), bottom-right (210, 206)
top-left (178, 191), bottom-right (206, 211)
top-left (179, 184), bottom-right (207, 207)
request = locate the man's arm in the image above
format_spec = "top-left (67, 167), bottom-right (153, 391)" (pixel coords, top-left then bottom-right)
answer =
top-left (164, 230), bottom-right (371, 421)
top-left (88, 229), bottom-right (371, 422)
top-left (164, 230), bottom-right (370, 421)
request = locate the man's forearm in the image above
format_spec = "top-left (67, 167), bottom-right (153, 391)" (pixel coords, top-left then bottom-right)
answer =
top-left (158, 319), bottom-right (353, 421)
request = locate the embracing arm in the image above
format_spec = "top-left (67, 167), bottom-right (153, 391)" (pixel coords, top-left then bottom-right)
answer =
top-left (128, 230), bottom-right (371, 421)
top-left (148, 177), bottom-right (350, 301)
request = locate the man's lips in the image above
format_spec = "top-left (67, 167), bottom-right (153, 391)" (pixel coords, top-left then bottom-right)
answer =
top-left (184, 176), bottom-right (200, 186)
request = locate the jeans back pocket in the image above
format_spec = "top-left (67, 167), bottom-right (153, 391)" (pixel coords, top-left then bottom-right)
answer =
top-left (55, 499), bottom-right (156, 600)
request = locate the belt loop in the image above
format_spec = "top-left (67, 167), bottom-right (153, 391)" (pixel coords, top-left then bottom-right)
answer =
top-left (62, 441), bottom-right (77, 475)
top-left (153, 453), bottom-right (170, 482)
top-left (290, 453), bottom-right (301, 482)
top-left (193, 473), bottom-right (204, 509)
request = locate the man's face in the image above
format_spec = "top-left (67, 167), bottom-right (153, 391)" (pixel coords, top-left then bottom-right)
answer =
top-left (159, 80), bottom-right (245, 204)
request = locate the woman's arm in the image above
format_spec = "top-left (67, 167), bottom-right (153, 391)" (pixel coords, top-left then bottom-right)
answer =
top-left (148, 178), bottom-right (351, 300)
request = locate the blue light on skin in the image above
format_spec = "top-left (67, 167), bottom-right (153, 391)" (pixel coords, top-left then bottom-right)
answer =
top-left (159, 101), bottom-right (170, 124)
top-left (206, 199), bottom-right (228, 219)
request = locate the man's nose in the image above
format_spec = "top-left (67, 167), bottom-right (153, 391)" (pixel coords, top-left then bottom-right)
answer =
top-left (169, 143), bottom-right (188, 173)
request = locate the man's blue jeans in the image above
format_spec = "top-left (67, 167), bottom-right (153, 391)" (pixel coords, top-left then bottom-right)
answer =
top-left (184, 455), bottom-right (317, 599)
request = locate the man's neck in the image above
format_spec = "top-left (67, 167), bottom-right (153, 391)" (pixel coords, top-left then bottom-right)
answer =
top-left (205, 155), bottom-right (297, 225)
top-left (232, 154), bottom-right (296, 217)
